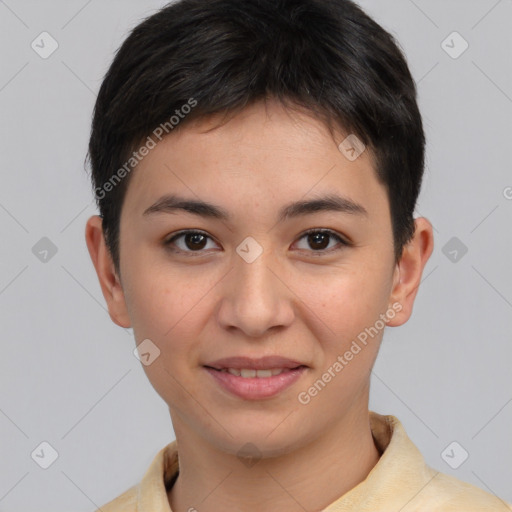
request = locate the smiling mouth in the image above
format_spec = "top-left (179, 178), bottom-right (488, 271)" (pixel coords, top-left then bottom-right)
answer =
top-left (205, 366), bottom-right (305, 378)
top-left (203, 364), bottom-right (308, 399)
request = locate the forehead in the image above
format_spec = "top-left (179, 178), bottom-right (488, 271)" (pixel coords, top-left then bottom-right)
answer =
top-left (122, 100), bottom-right (387, 220)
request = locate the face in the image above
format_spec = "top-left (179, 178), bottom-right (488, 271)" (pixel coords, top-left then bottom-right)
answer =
top-left (87, 99), bottom-right (433, 456)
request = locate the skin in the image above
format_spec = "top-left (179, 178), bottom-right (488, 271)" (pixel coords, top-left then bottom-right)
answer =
top-left (86, 99), bottom-right (434, 512)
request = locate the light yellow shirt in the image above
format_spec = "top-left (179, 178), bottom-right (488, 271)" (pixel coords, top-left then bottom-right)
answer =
top-left (96, 411), bottom-right (511, 511)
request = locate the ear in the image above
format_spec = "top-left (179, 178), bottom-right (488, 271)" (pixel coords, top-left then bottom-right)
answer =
top-left (387, 217), bottom-right (434, 327)
top-left (85, 215), bottom-right (131, 328)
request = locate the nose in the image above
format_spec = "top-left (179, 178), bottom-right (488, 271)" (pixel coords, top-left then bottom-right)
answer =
top-left (216, 244), bottom-right (295, 338)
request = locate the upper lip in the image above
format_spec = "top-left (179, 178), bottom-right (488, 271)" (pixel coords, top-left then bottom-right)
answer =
top-left (204, 356), bottom-right (307, 370)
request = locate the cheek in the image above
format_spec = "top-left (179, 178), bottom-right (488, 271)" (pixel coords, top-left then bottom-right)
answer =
top-left (124, 261), bottom-right (210, 338)
top-left (291, 267), bottom-right (390, 411)
top-left (293, 261), bottom-right (392, 341)
top-left (124, 269), bottom-right (210, 404)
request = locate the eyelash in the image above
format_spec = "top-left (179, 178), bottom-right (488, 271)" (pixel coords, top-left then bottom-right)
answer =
top-left (164, 228), bottom-right (351, 257)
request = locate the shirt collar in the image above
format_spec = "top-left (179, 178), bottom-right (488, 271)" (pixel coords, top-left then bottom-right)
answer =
top-left (323, 411), bottom-right (438, 511)
top-left (136, 411), bottom-right (437, 512)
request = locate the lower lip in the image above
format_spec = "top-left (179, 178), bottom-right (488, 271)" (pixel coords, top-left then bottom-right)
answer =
top-left (204, 366), bottom-right (307, 400)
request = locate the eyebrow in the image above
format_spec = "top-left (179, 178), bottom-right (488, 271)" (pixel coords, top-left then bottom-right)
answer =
top-left (142, 193), bottom-right (368, 222)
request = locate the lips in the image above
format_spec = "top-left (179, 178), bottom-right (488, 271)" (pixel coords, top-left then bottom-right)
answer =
top-left (204, 355), bottom-right (306, 371)
top-left (221, 368), bottom-right (290, 378)
top-left (203, 356), bottom-right (309, 399)
top-left (204, 366), bottom-right (307, 399)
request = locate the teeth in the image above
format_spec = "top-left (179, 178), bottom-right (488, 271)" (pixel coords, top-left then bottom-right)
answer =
top-left (221, 368), bottom-right (288, 377)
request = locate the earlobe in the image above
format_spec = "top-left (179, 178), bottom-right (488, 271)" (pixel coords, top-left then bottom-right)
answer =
top-left (85, 215), bottom-right (132, 328)
top-left (386, 217), bottom-right (434, 327)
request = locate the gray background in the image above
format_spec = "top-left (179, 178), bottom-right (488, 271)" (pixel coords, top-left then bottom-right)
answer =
top-left (0, 0), bottom-right (511, 510)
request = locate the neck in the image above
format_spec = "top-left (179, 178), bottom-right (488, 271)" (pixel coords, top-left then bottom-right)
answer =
top-left (167, 403), bottom-right (380, 512)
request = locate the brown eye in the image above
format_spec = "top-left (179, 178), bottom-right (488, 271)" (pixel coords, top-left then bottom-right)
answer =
top-left (294, 229), bottom-right (349, 254)
top-left (165, 230), bottom-right (218, 254)
top-left (183, 232), bottom-right (208, 250)
top-left (307, 232), bottom-right (330, 250)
